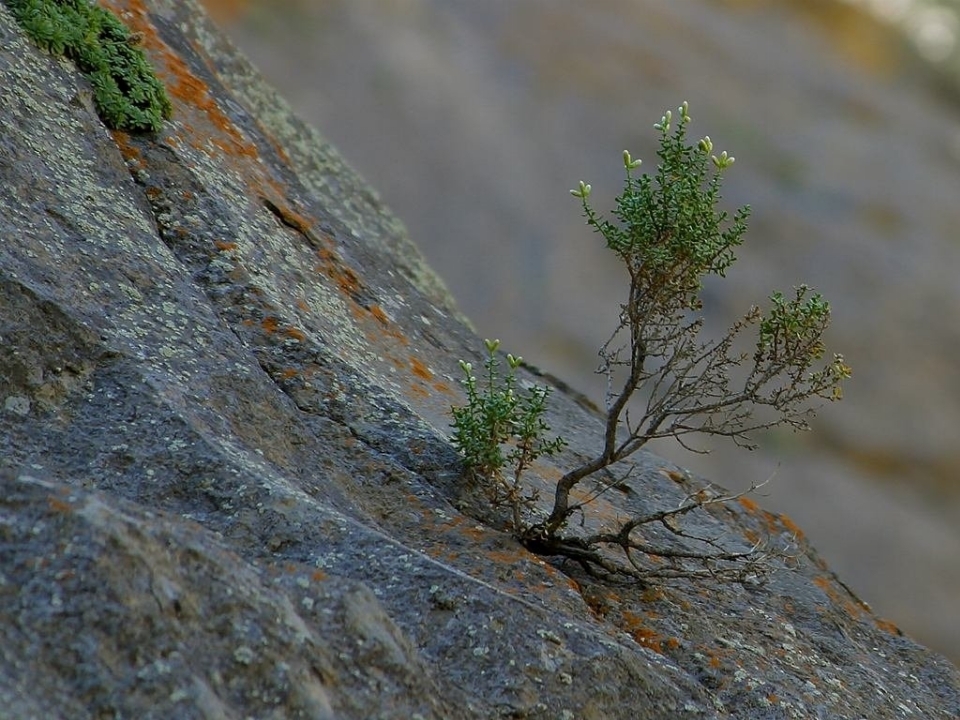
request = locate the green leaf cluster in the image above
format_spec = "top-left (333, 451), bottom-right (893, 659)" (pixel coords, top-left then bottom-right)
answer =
top-left (6, 0), bottom-right (172, 132)
top-left (756, 285), bottom-right (852, 401)
top-left (450, 339), bottom-right (565, 528)
top-left (573, 101), bottom-right (750, 315)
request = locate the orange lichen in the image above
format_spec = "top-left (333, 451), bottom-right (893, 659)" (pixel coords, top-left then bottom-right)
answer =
top-left (363, 318), bottom-right (410, 348)
top-left (568, 486), bottom-right (596, 504)
top-left (367, 304), bottom-right (390, 325)
top-left (775, 512), bottom-right (805, 540)
top-left (456, 524), bottom-right (488, 542)
top-left (584, 596), bottom-right (609, 619)
top-left (436, 515), bottom-right (465, 532)
top-left (423, 545), bottom-right (448, 560)
top-left (47, 496), bottom-right (73, 514)
top-left (621, 610), bottom-right (670, 653)
top-left (253, 317), bottom-right (306, 343)
top-left (311, 569), bottom-right (327, 582)
top-left (875, 617), bottom-right (902, 636)
top-left (214, 240), bottom-right (238, 251)
top-left (410, 357), bottom-right (433, 381)
top-left (581, 585), bottom-right (630, 625)
top-left (814, 574), bottom-right (868, 619)
top-left (406, 439), bottom-right (431, 457)
top-left (111, 131), bottom-right (144, 168)
top-left (738, 496), bottom-right (760, 513)
top-left (267, 198), bottom-right (313, 235)
top-left (640, 586), bottom-right (665, 603)
top-left (738, 495), bottom-right (808, 542)
top-left (167, 53), bottom-right (258, 160)
top-left (313, 246), bottom-right (371, 309)
top-left (407, 384), bottom-right (428, 400)
top-left (431, 380), bottom-right (453, 396)
top-left (293, 217), bottom-right (409, 348)
top-left (661, 469), bottom-right (687, 484)
top-left (199, 0), bottom-right (251, 24)
top-left (483, 548), bottom-right (532, 566)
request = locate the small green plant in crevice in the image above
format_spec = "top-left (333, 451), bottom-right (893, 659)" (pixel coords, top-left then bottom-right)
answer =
top-left (450, 339), bottom-right (566, 532)
top-left (5, 0), bottom-right (172, 132)
top-left (451, 102), bottom-right (851, 582)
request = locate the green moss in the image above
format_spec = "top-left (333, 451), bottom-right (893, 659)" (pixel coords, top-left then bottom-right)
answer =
top-left (5, 0), bottom-right (172, 132)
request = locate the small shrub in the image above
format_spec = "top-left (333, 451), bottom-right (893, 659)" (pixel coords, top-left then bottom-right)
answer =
top-left (452, 103), bottom-right (850, 580)
top-left (450, 339), bottom-right (566, 532)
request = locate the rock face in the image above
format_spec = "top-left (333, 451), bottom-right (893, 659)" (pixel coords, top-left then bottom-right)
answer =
top-left (0, 1), bottom-right (957, 718)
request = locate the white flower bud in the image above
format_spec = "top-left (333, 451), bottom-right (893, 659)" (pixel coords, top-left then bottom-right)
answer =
top-left (570, 181), bottom-right (592, 198)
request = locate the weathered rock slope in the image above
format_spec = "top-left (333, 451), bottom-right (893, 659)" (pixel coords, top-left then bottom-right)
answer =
top-left (0, 1), bottom-right (957, 718)
top-left (215, 0), bottom-right (960, 660)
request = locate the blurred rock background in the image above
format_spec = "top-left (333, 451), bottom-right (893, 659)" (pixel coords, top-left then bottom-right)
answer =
top-left (198, 0), bottom-right (960, 663)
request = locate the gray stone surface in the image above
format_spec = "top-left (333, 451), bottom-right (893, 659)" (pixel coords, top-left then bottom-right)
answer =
top-left (0, 1), bottom-right (958, 718)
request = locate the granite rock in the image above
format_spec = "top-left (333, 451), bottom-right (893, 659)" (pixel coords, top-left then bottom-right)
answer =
top-left (0, 1), bottom-right (957, 717)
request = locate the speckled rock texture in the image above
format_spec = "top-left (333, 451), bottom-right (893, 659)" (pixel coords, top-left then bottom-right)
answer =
top-left (0, 2), bottom-right (957, 718)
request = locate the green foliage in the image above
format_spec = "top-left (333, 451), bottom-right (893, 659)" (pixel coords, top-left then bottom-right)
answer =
top-left (450, 103), bottom-right (849, 582)
top-left (6, 0), bottom-right (172, 132)
top-left (451, 339), bottom-right (566, 531)
top-left (572, 102), bottom-right (749, 315)
top-left (540, 102), bottom-right (850, 540)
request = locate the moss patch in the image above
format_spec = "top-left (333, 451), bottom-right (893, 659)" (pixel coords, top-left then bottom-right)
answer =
top-left (5, 0), bottom-right (172, 132)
